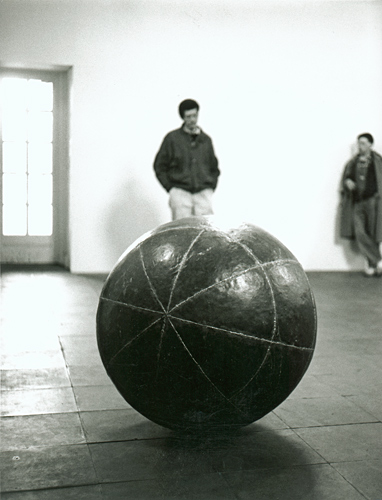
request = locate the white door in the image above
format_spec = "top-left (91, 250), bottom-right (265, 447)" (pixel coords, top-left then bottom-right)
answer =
top-left (0, 68), bottom-right (69, 265)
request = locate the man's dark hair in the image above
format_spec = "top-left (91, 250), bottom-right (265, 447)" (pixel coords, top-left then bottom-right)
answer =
top-left (357, 133), bottom-right (374, 144)
top-left (179, 99), bottom-right (199, 118)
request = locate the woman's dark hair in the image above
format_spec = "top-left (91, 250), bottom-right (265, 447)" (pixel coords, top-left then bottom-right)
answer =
top-left (357, 133), bottom-right (374, 144)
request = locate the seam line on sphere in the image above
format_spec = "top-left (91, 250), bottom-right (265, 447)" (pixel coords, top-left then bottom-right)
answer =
top-left (228, 251), bottom-right (305, 389)
top-left (309, 287), bottom-right (318, 340)
top-left (139, 246), bottom-right (167, 313)
top-left (168, 258), bottom-right (297, 313)
top-left (168, 315), bottom-right (314, 351)
top-left (168, 317), bottom-right (248, 417)
top-left (100, 297), bottom-right (163, 315)
top-left (155, 317), bottom-right (168, 380)
top-left (108, 317), bottom-right (163, 365)
top-left (166, 229), bottom-right (206, 311)
top-left (168, 264), bottom-right (262, 312)
top-left (230, 343), bottom-right (273, 398)
top-left (121, 227), bottom-right (203, 255)
top-left (191, 233), bottom-right (279, 381)
top-left (154, 226), bottom-right (209, 235)
top-left (231, 239), bottom-right (278, 341)
top-left (263, 258), bottom-right (298, 267)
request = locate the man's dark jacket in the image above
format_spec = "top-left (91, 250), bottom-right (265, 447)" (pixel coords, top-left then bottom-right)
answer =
top-left (340, 150), bottom-right (382, 241)
top-left (154, 127), bottom-right (220, 194)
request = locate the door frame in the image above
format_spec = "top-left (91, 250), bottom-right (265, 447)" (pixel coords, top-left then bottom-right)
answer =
top-left (0, 66), bottom-right (71, 267)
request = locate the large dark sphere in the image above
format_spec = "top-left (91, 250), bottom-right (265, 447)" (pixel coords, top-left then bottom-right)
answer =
top-left (97, 217), bottom-right (317, 431)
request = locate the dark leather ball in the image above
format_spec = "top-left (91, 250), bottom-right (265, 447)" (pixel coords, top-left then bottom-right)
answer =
top-left (97, 217), bottom-right (317, 431)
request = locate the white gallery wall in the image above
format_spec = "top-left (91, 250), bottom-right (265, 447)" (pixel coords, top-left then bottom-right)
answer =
top-left (1, 0), bottom-right (381, 272)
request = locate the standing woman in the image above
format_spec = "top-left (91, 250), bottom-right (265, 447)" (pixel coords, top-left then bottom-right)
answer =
top-left (340, 133), bottom-right (382, 276)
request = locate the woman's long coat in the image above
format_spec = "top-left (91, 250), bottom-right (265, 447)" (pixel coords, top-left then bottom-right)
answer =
top-left (340, 151), bottom-right (382, 242)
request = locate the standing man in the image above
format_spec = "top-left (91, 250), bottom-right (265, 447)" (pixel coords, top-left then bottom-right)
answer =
top-left (340, 133), bottom-right (382, 276)
top-left (154, 99), bottom-right (220, 220)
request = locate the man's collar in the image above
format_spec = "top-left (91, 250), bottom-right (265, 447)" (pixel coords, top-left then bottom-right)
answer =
top-left (182, 124), bottom-right (201, 135)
